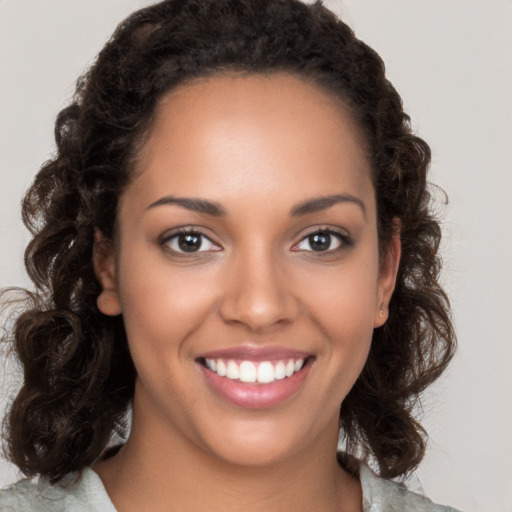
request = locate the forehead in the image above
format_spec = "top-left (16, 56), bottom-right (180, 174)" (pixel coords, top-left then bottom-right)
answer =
top-left (126, 72), bottom-right (373, 212)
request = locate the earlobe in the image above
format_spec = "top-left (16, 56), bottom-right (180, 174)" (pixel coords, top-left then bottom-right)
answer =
top-left (374, 229), bottom-right (401, 328)
top-left (93, 229), bottom-right (122, 316)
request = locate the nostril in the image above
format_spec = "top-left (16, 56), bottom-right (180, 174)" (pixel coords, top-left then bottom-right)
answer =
top-left (218, 290), bottom-right (299, 331)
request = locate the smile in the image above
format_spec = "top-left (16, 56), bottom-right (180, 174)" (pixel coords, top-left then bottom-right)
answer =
top-left (203, 358), bottom-right (305, 384)
top-left (196, 347), bottom-right (313, 409)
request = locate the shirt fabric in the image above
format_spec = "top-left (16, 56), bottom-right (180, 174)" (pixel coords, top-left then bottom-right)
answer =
top-left (0, 463), bottom-right (460, 511)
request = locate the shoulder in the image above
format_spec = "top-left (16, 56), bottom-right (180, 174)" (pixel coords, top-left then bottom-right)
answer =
top-left (0, 468), bottom-right (116, 512)
top-left (359, 463), bottom-right (462, 512)
top-left (0, 477), bottom-right (73, 512)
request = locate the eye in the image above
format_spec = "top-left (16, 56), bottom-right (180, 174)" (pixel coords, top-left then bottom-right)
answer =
top-left (161, 230), bottom-right (220, 254)
top-left (293, 229), bottom-right (349, 253)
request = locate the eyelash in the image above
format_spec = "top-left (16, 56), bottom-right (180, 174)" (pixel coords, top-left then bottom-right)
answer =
top-left (292, 228), bottom-right (353, 255)
top-left (158, 227), bottom-right (353, 256)
top-left (159, 228), bottom-right (221, 255)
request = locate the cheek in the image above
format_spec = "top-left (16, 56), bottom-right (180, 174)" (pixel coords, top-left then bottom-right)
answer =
top-left (299, 256), bottom-right (380, 329)
top-left (117, 258), bottom-right (218, 361)
top-left (297, 257), bottom-right (379, 381)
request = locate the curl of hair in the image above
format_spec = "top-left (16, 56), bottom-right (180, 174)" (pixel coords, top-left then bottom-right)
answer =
top-left (2, 0), bottom-right (455, 483)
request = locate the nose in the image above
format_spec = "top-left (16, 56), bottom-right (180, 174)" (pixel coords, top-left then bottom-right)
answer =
top-left (218, 247), bottom-right (299, 332)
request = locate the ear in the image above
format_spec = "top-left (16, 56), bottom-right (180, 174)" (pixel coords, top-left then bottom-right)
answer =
top-left (374, 226), bottom-right (401, 328)
top-left (93, 229), bottom-right (122, 316)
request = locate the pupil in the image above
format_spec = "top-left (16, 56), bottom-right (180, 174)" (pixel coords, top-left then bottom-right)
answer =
top-left (309, 233), bottom-right (330, 251)
top-left (178, 233), bottom-right (202, 252)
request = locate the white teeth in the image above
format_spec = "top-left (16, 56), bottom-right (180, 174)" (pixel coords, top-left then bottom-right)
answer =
top-left (274, 361), bottom-right (286, 380)
top-left (226, 360), bottom-right (239, 380)
top-left (216, 359), bottom-right (227, 377)
top-left (257, 362), bottom-right (275, 383)
top-left (204, 357), bottom-right (306, 384)
top-left (239, 361), bottom-right (257, 383)
top-left (285, 359), bottom-right (295, 377)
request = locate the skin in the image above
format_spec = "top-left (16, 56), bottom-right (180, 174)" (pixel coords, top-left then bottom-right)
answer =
top-left (93, 73), bottom-right (400, 512)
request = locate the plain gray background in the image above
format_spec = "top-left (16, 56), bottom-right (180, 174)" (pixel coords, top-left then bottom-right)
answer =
top-left (1, 1), bottom-right (511, 511)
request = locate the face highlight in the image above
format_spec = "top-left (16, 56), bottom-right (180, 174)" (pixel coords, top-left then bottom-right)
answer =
top-left (95, 73), bottom-right (399, 468)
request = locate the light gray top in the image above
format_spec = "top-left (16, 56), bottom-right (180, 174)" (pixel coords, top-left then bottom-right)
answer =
top-left (0, 464), bottom-right (460, 511)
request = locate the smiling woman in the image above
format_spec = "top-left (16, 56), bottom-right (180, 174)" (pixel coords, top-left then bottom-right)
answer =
top-left (0, 1), bottom-right (459, 511)
top-left (92, 74), bottom-right (391, 480)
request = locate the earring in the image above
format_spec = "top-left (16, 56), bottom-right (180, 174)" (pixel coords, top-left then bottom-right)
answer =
top-left (379, 302), bottom-right (384, 316)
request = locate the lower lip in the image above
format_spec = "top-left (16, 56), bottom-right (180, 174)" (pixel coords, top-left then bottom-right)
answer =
top-left (199, 362), bottom-right (312, 409)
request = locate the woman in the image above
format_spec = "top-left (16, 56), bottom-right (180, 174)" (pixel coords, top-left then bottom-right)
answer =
top-left (0, 0), bottom-right (459, 510)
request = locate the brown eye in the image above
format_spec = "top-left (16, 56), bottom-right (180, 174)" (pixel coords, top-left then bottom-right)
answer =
top-left (178, 233), bottom-right (203, 252)
top-left (307, 233), bottom-right (332, 251)
top-left (294, 229), bottom-right (349, 253)
top-left (162, 231), bottom-right (220, 254)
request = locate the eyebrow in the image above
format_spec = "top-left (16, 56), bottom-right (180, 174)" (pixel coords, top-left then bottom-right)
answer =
top-left (146, 193), bottom-right (366, 219)
top-left (146, 196), bottom-right (226, 216)
top-left (290, 194), bottom-right (367, 219)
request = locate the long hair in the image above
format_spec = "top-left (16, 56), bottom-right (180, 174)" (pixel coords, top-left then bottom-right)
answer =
top-left (1, 0), bottom-right (455, 483)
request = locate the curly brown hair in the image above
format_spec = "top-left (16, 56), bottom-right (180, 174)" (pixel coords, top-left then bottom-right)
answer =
top-left (1, 0), bottom-right (455, 483)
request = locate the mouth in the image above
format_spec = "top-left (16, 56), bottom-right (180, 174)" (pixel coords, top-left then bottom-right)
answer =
top-left (196, 348), bottom-right (314, 408)
top-left (197, 356), bottom-right (310, 384)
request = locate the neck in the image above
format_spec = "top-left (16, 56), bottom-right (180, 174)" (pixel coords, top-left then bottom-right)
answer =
top-left (93, 398), bottom-right (361, 512)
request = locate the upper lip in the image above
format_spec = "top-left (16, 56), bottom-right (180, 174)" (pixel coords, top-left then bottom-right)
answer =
top-left (196, 345), bottom-right (312, 362)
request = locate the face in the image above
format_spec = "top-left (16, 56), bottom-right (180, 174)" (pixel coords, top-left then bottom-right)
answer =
top-left (95, 73), bottom-right (399, 468)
